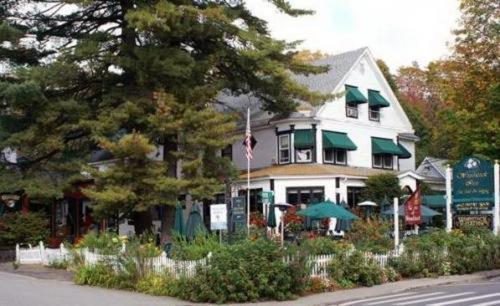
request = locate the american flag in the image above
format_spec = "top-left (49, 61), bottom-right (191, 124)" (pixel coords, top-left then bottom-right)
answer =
top-left (245, 108), bottom-right (253, 160)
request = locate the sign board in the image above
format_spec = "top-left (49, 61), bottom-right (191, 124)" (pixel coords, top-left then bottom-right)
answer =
top-left (454, 215), bottom-right (492, 229)
top-left (405, 188), bottom-right (422, 225)
top-left (231, 196), bottom-right (246, 224)
top-left (210, 204), bottom-right (228, 230)
top-left (259, 191), bottom-right (274, 203)
top-left (453, 157), bottom-right (494, 211)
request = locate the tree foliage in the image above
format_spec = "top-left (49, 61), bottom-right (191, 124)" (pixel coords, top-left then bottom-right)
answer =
top-left (0, 1), bottom-right (330, 235)
top-left (361, 173), bottom-right (402, 205)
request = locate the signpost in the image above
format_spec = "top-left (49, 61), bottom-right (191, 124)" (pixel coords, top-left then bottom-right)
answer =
top-left (449, 156), bottom-right (499, 234)
top-left (231, 196), bottom-right (246, 231)
top-left (210, 204), bottom-right (228, 243)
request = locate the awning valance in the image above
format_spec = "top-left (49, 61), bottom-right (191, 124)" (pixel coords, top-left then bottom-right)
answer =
top-left (397, 143), bottom-right (412, 159)
top-left (372, 137), bottom-right (404, 156)
top-left (323, 131), bottom-right (357, 150)
top-left (294, 129), bottom-right (314, 148)
top-left (422, 195), bottom-right (446, 209)
top-left (345, 85), bottom-right (368, 104)
top-left (368, 90), bottom-right (390, 107)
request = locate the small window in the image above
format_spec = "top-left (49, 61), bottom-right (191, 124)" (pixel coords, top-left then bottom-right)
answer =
top-left (335, 149), bottom-right (347, 165)
top-left (373, 154), bottom-right (383, 168)
top-left (373, 154), bottom-right (393, 169)
top-left (295, 148), bottom-right (312, 163)
top-left (369, 106), bottom-right (380, 122)
top-left (383, 155), bottom-right (393, 169)
top-left (346, 104), bottom-right (358, 118)
top-left (278, 134), bottom-right (290, 164)
top-left (324, 148), bottom-right (347, 165)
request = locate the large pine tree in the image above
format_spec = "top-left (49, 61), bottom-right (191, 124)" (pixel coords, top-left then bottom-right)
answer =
top-left (0, 1), bottom-right (330, 238)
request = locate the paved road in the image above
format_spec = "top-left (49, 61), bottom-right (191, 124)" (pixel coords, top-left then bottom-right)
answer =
top-left (335, 277), bottom-right (500, 306)
top-left (0, 271), bottom-right (187, 306)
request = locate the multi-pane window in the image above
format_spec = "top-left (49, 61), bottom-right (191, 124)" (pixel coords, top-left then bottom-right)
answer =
top-left (278, 134), bottom-right (290, 164)
top-left (373, 154), bottom-right (393, 169)
top-left (324, 148), bottom-right (347, 165)
top-left (295, 148), bottom-right (312, 163)
top-left (286, 187), bottom-right (325, 206)
top-left (346, 104), bottom-right (359, 118)
top-left (369, 106), bottom-right (380, 121)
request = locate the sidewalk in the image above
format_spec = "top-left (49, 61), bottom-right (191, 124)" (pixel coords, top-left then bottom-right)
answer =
top-left (0, 262), bottom-right (73, 281)
top-left (240, 269), bottom-right (500, 306)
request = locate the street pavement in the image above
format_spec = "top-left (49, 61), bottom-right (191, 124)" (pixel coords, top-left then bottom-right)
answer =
top-left (334, 277), bottom-right (500, 306)
top-left (0, 268), bottom-right (499, 306)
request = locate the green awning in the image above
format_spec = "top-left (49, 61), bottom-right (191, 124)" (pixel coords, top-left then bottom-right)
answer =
top-left (397, 143), bottom-right (412, 159)
top-left (372, 137), bottom-right (404, 155)
top-left (423, 195), bottom-right (446, 209)
top-left (323, 131), bottom-right (357, 150)
top-left (294, 129), bottom-right (314, 148)
top-left (345, 85), bottom-right (368, 104)
top-left (368, 90), bottom-right (390, 107)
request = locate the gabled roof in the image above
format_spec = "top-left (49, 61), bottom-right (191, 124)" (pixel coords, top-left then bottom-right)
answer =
top-left (217, 47), bottom-right (368, 126)
top-left (416, 156), bottom-right (449, 180)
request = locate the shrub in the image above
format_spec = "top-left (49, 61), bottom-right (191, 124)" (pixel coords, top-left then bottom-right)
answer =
top-left (77, 231), bottom-right (123, 255)
top-left (175, 238), bottom-right (310, 303)
top-left (135, 273), bottom-right (177, 296)
top-left (345, 218), bottom-right (393, 253)
top-left (0, 212), bottom-right (49, 247)
top-left (300, 237), bottom-right (353, 255)
top-left (170, 234), bottom-right (222, 260)
top-left (327, 250), bottom-right (384, 287)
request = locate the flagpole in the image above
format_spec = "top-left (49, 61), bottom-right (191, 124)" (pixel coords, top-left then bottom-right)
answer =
top-left (246, 108), bottom-right (251, 235)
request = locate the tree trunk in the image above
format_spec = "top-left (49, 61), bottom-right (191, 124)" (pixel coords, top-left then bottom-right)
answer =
top-left (133, 210), bottom-right (153, 236)
top-left (160, 137), bottom-right (178, 244)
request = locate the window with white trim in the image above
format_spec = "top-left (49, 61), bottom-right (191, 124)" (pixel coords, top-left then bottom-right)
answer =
top-left (373, 154), bottom-right (393, 169)
top-left (324, 148), bottom-right (347, 165)
top-left (295, 148), bottom-right (312, 163)
top-left (278, 134), bottom-right (290, 164)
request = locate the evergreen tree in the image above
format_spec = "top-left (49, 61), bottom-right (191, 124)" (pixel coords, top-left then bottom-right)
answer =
top-left (0, 1), bottom-right (330, 238)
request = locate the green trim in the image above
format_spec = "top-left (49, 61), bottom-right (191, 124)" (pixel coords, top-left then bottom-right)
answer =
top-left (372, 137), bottom-right (404, 156)
top-left (322, 131), bottom-right (357, 150)
top-left (368, 90), bottom-right (390, 107)
top-left (397, 143), bottom-right (412, 159)
top-left (345, 85), bottom-right (367, 104)
top-left (294, 129), bottom-right (314, 148)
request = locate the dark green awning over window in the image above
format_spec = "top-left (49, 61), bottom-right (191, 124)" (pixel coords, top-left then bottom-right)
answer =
top-left (345, 85), bottom-right (368, 104)
top-left (368, 90), bottom-right (390, 107)
top-left (397, 143), bottom-right (412, 159)
top-left (422, 195), bottom-right (446, 209)
top-left (294, 129), bottom-right (314, 148)
top-left (372, 137), bottom-right (404, 155)
top-left (323, 131), bottom-right (357, 150)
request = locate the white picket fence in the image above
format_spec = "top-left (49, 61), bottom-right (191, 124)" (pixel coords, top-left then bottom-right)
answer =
top-left (16, 242), bottom-right (70, 265)
top-left (16, 241), bottom-right (403, 279)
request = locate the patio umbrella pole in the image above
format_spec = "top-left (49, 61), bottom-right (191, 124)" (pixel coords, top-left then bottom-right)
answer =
top-left (281, 212), bottom-right (284, 248)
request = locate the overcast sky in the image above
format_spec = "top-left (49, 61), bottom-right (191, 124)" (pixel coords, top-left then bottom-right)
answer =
top-left (246, 0), bottom-right (460, 71)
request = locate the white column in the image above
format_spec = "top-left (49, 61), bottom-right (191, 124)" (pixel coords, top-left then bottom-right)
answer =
top-left (494, 160), bottom-right (499, 236)
top-left (394, 197), bottom-right (399, 249)
top-left (446, 164), bottom-right (453, 232)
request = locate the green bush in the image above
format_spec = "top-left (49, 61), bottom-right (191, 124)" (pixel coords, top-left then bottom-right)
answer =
top-left (74, 263), bottom-right (133, 289)
top-left (170, 234), bottom-right (222, 260)
top-left (327, 250), bottom-right (385, 287)
top-left (135, 273), bottom-right (177, 296)
top-left (0, 212), bottom-right (49, 247)
top-left (175, 238), bottom-right (310, 303)
top-left (77, 231), bottom-right (123, 255)
top-left (345, 218), bottom-right (393, 253)
top-left (299, 237), bottom-right (353, 255)
top-left (389, 229), bottom-right (500, 278)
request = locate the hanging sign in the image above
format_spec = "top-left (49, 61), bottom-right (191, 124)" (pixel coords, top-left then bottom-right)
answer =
top-left (259, 191), bottom-right (274, 203)
top-left (453, 157), bottom-right (494, 211)
top-left (454, 215), bottom-right (492, 229)
top-left (405, 187), bottom-right (422, 225)
top-left (1, 194), bottom-right (20, 208)
top-left (210, 204), bottom-right (228, 230)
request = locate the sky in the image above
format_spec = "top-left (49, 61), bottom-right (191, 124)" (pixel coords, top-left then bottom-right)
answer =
top-left (245, 0), bottom-right (460, 71)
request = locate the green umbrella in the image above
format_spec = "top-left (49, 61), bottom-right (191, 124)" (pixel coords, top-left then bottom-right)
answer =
top-left (335, 200), bottom-right (353, 231)
top-left (297, 200), bottom-right (359, 220)
top-left (173, 202), bottom-right (185, 237)
top-left (267, 204), bottom-right (277, 228)
top-left (185, 204), bottom-right (207, 240)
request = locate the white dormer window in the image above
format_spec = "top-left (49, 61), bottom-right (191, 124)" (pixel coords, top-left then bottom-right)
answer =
top-left (278, 134), bottom-right (290, 164)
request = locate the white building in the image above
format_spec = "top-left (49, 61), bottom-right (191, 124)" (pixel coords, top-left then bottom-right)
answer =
top-left (219, 47), bottom-right (421, 212)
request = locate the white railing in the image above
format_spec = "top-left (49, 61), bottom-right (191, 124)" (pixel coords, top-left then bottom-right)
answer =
top-left (16, 241), bottom-right (403, 280)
